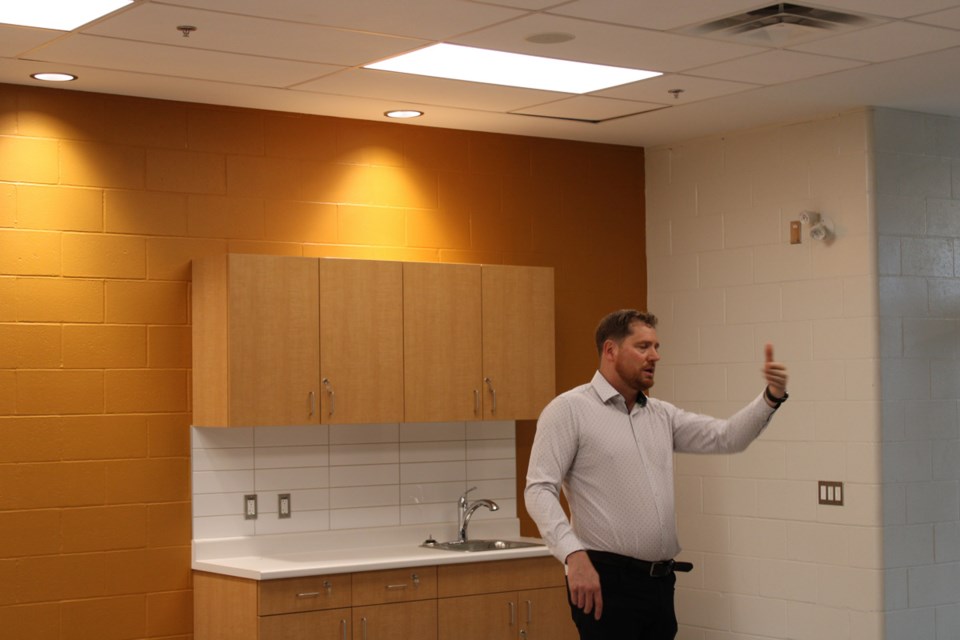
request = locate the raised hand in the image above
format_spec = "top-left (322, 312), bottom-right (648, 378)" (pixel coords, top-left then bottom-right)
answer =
top-left (763, 344), bottom-right (788, 399)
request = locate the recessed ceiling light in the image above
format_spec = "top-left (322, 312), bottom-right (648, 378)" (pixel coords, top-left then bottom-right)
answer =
top-left (0, 0), bottom-right (133, 31)
top-left (384, 110), bottom-right (424, 119)
top-left (365, 43), bottom-right (661, 95)
top-left (31, 72), bottom-right (78, 82)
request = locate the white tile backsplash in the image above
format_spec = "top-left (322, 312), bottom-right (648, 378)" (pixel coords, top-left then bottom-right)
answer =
top-left (330, 464), bottom-right (399, 488)
top-left (192, 421), bottom-right (516, 540)
top-left (329, 443), bottom-right (399, 466)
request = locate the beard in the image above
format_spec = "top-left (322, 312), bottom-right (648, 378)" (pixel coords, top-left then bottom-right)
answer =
top-left (614, 357), bottom-right (655, 392)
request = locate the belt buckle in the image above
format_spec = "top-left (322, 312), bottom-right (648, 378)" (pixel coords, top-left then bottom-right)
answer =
top-left (649, 560), bottom-right (674, 578)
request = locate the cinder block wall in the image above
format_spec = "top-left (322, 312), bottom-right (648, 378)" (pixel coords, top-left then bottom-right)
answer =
top-left (0, 83), bottom-right (645, 639)
top-left (645, 109), bottom-right (886, 639)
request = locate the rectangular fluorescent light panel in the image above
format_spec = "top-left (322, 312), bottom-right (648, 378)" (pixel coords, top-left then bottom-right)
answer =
top-left (0, 0), bottom-right (133, 31)
top-left (365, 43), bottom-right (661, 94)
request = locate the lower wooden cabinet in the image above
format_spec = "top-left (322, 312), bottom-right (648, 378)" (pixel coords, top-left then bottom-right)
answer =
top-left (195, 558), bottom-right (574, 640)
top-left (437, 587), bottom-right (571, 640)
top-left (353, 600), bottom-right (438, 640)
top-left (436, 558), bottom-right (576, 640)
top-left (260, 608), bottom-right (351, 640)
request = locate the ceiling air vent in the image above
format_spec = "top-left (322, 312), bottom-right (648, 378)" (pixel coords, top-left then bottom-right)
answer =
top-left (682, 3), bottom-right (878, 47)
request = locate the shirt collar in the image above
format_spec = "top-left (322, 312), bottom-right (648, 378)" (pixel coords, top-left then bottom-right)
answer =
top-left (591, 370), bottom-right (648, 409)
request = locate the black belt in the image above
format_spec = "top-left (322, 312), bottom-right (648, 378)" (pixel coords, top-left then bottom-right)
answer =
top-left (587, 550), bottom-right (694, 578)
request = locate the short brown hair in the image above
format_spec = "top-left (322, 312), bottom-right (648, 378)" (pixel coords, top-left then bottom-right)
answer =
top-left (595, 309), bottom-right (658, 356)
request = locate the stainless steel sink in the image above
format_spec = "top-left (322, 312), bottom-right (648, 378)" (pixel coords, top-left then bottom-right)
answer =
top-left (422, 539), bottom-right (544, 552)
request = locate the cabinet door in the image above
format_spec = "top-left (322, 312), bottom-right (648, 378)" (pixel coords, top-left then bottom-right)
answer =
top-left (438, 593), bottom-right (516, 640)
top-left (228, 254), bottom-right (320, 426)
top-left (260, 608), bottom-right (351, 640)
top-left (353, 600), bottom-right (437, 640)
top-left (403, 262), bottom-right (482, 422)
top-left (518, 587), bottom-right (577, 640)
top-left (481, 265), bottom-right (555, 420)
top-left (319, 259), bottom-right (403, 424)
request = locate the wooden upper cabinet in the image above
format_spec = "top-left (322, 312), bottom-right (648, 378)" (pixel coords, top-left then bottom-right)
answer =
top-left (480, 265), bottom-right (555, 421)
top-left (319, 259), bottom-right (403, 424)
top-left (403, 262), bottom-right (483, 422)
top-left (193, 254), bottom-right (320, 427)
top-left (193, 254), bottom-right (555, 427)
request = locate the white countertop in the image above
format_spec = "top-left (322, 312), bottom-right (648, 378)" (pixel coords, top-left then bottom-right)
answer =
top-left (193, 519), bottom-right (555, 580)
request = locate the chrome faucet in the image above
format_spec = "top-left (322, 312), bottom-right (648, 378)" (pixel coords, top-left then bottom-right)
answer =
top-left (457, 486), bottom-right (499, 543)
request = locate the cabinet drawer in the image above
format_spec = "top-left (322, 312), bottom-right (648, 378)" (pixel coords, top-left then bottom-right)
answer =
top-left (259, 574), bottom-right (352, 615)
top-left (352, 566), bottom-right (437, 605)
top-left (437, 557), bottom-right (564, 597)
top-left (260, 608), bottom-right (351, 640)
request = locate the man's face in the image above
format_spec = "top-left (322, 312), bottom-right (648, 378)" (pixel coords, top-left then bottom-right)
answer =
top-left (611, 322), bottom-right (660, 392)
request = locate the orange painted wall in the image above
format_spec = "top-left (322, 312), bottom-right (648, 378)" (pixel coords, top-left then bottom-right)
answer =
top-left (0, 82), bottom-right (645, 639)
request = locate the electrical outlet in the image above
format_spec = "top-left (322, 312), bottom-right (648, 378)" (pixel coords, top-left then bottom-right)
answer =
top-left (818, 481), bottom-right (843, 506)
top-left (244, 494), bottom-right (258, 520)
top-left (278, 493), bottom-right (291, 519)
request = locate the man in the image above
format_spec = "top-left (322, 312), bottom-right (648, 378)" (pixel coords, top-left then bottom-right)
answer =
top-left (525, 309), bottom-right (789, 639)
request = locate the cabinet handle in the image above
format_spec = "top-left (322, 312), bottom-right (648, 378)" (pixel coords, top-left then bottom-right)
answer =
top-left (361, 616), bottom-right (368, 640)
top-left (525, 599), bottom-right (532, 624)
top-left (520, 630), bottom-right (527, 639)
top-left (385, 572), bottom-right (420, 590)
top-left (484, 377), bottom-right (497, 415)
top-left (296, 581), bottom-right (331, 599)
top-left (508, 601), bottom-right (515, 626)
top-left (473, 389), bottom-right (480, 415)
top-left (322, 377), bottom-right (335, 416)
top-left (340, 618), bottom-right (348, 640)
top-left (308, 391), bottom-right (316, 417)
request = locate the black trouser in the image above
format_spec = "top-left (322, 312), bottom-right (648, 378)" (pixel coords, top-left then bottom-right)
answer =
top-left (568, 550), bottom-right (678, 640)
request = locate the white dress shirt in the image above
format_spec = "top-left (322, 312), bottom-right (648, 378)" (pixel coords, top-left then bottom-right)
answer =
top-left (525, 370), bottom-right (777, 564)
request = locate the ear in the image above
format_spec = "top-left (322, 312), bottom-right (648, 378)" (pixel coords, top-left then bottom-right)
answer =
top-left (601, 339), bottom-right (618, 361)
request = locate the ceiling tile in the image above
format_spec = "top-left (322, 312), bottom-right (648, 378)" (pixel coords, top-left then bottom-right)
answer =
top-left (294, 68), bottom-right (569, 111)
top-left (84, 4), bottom-right (426, 65)
top-left (912, 5), bottom-right (960, 27)
top-left (595, 73), bottom-right (760, 105)
top-left (159, 0), bottom-right (526, 39)
top-left (28, 35), bottom-right (341, 87)
top-left (690, 49), bottom-right (866, 84)
top-left (0, 24), bottom-right (61, 57)
top-left (789, 21), bottom-right (960, 62)
top-left (452, 13), bottom-right (765, 72)
top-left (804, 0), bottom-right (960, 19)
top-left (511, 95), bottom-right (666, 121)
top-left (550, 0), bottom-right (767, 31)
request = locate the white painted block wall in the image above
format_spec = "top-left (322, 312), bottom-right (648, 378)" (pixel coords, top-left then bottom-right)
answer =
top-left (646, 109), bottom-right (886, 640)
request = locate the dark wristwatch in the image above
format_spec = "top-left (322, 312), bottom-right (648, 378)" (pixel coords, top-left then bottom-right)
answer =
top-left (764, 386), bottom-right (788, 407)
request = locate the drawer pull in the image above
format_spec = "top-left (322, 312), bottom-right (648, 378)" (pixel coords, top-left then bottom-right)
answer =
top-left (385, 572), bottom-right (420, 590)
top-left (508, 601), bottom-right (516, 626)
top-left (525, 599), bottom-right (532, 624)
top-left (296, 581), bottom-right (333, 598)
top-left (340, 618), bottom-right (348, 640)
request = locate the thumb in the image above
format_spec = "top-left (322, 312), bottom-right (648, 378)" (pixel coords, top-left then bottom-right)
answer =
top-left (765, 344), bottom-right (775, 363)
